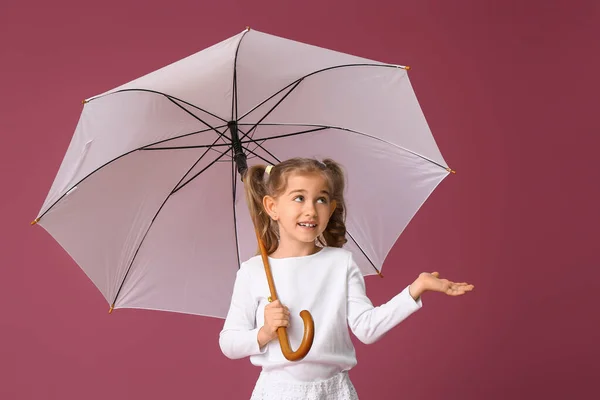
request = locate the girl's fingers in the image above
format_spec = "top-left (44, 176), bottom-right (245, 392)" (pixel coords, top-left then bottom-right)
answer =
top-left (266, 300), bottom-right (282, 310)
top-left (267, 300), bottom-right (290, 310)
top-left (269, 307), bottom-right (290, 316)
top-left (266, 302), bottom-right (289, 313)
top-left (269, 312), bottom-right (289, 321)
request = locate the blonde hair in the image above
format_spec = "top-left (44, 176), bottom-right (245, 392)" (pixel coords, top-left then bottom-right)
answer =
top-left (244, 157), bottom-right (348, 254)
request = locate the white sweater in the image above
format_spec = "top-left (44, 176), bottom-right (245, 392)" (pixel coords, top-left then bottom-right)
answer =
top-left (219, 246), bottom-right (423, 381)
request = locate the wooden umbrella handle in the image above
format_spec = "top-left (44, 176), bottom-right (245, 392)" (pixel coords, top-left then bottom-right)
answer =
top-left (255, 228), bottom-right (315, 361)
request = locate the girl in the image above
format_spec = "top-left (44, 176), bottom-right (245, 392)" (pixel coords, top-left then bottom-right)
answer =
top-left (219, 158), bottom-right (474, 399)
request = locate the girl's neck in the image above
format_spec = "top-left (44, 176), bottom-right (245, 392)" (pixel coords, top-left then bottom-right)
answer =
top-left (269, 241), bottom-right (321, 259)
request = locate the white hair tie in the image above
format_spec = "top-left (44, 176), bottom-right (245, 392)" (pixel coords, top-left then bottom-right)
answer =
top-left (265, 165), bottom-right (273, 175)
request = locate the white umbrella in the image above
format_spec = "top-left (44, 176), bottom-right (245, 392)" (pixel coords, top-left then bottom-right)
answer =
top-left (33, 28), bottom-right (452, 359)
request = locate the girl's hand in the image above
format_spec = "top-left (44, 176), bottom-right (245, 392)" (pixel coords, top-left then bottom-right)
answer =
top-left (409, 272), bottom-right (474, 300)
top-left (258, 300), bottom-right (290, 347)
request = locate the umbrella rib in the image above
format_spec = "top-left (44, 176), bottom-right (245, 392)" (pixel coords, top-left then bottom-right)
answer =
top-left (237, 63), bottom-right (404, 122)
top-left (141, 125), bottom-right (228, 149)
top-left (142, 142), bottom-right (232, 151)
top-left (239, 123), bottom-right (450, 172)
top-left (238, 80), bottom-right (303, 143)
top-left (87, 88), bottom-right (229, 124)
top-left (110, 147), bottom-right (232, 309)
top-left (209, 147), bottom-right (233, 160)
top-left (232, 59), bottom-right (237, 122)
top-left (237, 126), bottom-right (281, 165)
top-left (345, 231), bottom-right (381, 276)
top-left (37, 98), bottom-right (232, 220)
top-left (167, 97), bottom-right (232, 143)
top-left (144, 143), bottom-right (234, 159)
top-left (231, 28), bottom-right (250, 121)
top-left (242, 144), bottom-right (276, 165)
top-left (172, 143), bottom-right (234, 195)
top-left (36, 126), bottom-right (228, 220)
top-left (240, 126), bottom-right (329, 148)
top-left (243, 139), bottom-right (262, 159)
top-left (241, 144), bottom-right (279, 166)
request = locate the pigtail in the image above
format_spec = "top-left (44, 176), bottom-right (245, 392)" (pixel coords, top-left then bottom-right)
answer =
top-left (244, 165), bottom-right (279, 255)
top-left (320, 158), bottom-right (348, 248)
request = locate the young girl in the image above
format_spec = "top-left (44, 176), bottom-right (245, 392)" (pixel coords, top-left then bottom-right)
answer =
top-left (219, 158), bottom-right (474, 399)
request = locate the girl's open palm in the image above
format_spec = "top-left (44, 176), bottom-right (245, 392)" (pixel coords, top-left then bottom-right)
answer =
top-left (420, 272), bottom-right (474, 296)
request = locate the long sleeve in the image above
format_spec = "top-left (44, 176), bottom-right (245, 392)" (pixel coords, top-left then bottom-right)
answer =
top-left (219, 266), bottom-right (267, 359)
top-left (346, 254), bottom-right (423, 344)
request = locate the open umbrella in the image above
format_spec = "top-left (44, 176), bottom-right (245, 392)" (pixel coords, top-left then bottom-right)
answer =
top-left (32, 28), bottom-right (452, 361)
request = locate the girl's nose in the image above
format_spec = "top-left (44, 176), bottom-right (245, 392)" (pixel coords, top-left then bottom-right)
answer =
top-left (304, 203), bottom-right (317, 216)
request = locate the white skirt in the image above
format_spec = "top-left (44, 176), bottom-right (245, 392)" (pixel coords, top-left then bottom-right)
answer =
top-left (250, 370), bottom-right (359, 400)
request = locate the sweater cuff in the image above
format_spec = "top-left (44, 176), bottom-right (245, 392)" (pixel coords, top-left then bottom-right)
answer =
top-left (392, 285), bottom-right (423, 311)
top-left (248, 327), bottom-right (268, 356)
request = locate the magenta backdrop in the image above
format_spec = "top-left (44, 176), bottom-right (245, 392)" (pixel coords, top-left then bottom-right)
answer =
top-left (1, 0), bottom-right (598, 399)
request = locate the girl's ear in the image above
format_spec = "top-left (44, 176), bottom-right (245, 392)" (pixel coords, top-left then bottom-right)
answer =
top-left (329, 200), bottom-right (337, 218)
top-left (263, 195), bottom-right (278, 220)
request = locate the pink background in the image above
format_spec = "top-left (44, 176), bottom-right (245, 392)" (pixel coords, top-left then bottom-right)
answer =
top-left (2, 0), bottom-right (598, 399)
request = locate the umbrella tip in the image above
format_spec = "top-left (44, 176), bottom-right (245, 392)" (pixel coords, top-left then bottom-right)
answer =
top-left (82, 99), bottom-right (88, 104)
top-left (446, 167), bottom-right (456, 174)
top-left (246, 26), bottom-right (251, 31)
top-left (108, 304), bottom-right (114, 314)
top-left (405, 66), bottom-right (411, 70)
top-left (30, 218), bottom-right (39, 226)
top-left (377, 270), bottom-right (384, 278)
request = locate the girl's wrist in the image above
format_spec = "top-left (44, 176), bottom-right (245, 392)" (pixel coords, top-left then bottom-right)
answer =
top-left (409, 275), bottom-right (427, 300)
top-left (257, 326), bottom-right (276, 348)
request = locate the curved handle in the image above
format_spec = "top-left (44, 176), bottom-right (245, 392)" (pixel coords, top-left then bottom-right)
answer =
top-left (276, 310), bottom-right (314, 361)
top-left (255, 228), bottom-right (315, 361)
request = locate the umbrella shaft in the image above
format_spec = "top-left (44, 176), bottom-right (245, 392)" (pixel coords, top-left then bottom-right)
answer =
top-left (228, 120), bottom-right (248, 178)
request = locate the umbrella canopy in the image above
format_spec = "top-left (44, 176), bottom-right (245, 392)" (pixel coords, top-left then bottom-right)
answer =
top-left (34, 28), bottom-right (451, 318)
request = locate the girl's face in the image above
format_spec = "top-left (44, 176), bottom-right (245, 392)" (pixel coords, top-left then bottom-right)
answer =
top-left (264, 172), bottom-right (336, 249)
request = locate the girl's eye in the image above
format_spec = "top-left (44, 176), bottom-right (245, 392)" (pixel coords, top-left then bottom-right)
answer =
top-left (293, 196), bottom-right (328, 203)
